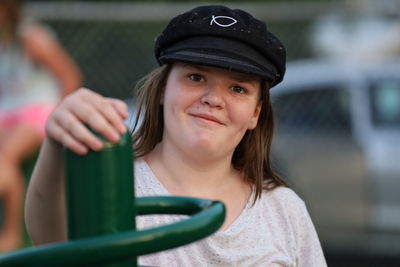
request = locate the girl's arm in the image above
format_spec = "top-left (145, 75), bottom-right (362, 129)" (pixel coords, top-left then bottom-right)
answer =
top-left (25, 89), bottom-right (128, 245)
top-left (25, 137), bottom-right (67, 245)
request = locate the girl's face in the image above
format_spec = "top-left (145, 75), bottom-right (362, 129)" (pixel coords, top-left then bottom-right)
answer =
top-left (161, 62), bottom-right (262, 160)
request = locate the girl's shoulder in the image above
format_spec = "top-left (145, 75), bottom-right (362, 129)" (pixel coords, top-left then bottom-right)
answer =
top-left (262, 186), bottom-right (304, 205)
top-left (259, 186), bottom-right (308, 218)
top-left (257, 186), bottom-right (319, 243)
top-left (260, 187), bottom-right (327, 266)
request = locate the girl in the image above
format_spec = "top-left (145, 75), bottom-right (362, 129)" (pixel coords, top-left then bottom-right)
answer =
top-left (25, 5), bottom-right (326, 266)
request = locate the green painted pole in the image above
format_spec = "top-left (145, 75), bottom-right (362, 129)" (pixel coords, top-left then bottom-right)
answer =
top-left (64, 132), bottom-right (136, 267)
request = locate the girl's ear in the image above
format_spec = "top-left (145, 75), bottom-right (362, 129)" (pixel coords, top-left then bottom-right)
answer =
top-left (248, 103), bottom-right (262, 130)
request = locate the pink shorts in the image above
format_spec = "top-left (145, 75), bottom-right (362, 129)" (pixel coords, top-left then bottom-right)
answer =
top-left (0, 104), bottom-right (55, 139)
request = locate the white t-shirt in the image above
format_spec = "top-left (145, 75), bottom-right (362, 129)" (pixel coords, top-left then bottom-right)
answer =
top-left (135, 159), bottom-right (327, 267)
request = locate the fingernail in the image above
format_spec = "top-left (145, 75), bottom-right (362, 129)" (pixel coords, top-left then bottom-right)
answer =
top-left (77, 146), bottom-right (89, 155)
top-left (120, 124), bottom-right (127, 133)
top-left (93, 140), bottom-right (104, 151)
top-left (111, 132), bottom-right (120, 142)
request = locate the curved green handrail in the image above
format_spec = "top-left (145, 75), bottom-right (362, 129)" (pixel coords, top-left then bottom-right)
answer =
top-left (0, 196), bottom-right (225, 266)
top-left (0, 131), bottom-right (226, 266)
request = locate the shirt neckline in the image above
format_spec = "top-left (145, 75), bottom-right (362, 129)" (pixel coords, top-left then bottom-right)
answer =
top-left (136, 158), bottom-right (255, 235)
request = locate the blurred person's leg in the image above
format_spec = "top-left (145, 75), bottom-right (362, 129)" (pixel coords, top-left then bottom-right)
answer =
top-left (0, 125), bottom-right (41, 252)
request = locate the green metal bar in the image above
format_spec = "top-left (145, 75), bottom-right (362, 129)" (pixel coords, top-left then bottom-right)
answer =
top-left (135, 196), bottom-right (216, 215)
top-left (0, 198), bottom-right (225, 266)
top-left (64, 132), bottom-right (135, 267)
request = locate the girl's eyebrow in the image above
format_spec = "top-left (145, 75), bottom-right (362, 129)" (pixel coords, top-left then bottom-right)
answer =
top-left (183, 63), bottom-right (260, 85)
top-left (227, 73), bottom-right (261, 86)
top-left (183, 63), bottom-right (260, 87)
top-left (232, 75), bottom-right (259, 84)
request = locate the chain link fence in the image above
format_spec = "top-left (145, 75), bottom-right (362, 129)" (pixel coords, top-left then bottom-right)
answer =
top-left (24, 1), bottom-right (323, 99)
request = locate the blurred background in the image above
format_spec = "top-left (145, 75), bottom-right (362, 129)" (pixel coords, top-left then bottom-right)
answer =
top-left (1, 0), bottom-right (400, 266)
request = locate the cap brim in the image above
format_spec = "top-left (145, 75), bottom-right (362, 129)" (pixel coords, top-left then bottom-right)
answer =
top-left (158, 36), bottom-right (278, 82)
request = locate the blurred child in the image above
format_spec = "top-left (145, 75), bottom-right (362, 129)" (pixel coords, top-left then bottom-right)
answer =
top-left (0, 0), bottom-right (82, 252)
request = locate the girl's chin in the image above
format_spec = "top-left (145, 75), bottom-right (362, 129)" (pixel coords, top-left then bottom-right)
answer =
top-left (186, 140), bottom-right (230, 158)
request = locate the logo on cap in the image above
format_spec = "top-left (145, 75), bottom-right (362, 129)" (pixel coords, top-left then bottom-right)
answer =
top-left (210, 15), bottom-right (237, 27)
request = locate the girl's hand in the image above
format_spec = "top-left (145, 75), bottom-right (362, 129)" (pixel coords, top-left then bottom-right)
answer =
top-left (45, 88), bottom-right (128, 155)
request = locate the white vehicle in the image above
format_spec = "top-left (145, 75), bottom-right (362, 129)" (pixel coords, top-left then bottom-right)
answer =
top-left (271, 59), bottom-right (400, 255)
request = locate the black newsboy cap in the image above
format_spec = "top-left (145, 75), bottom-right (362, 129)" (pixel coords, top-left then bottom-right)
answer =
top-left (155, 5), bottom-right (286, 87)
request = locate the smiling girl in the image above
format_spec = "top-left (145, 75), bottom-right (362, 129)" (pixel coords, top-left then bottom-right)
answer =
top-left (25, 5), bottom-right (326, 266)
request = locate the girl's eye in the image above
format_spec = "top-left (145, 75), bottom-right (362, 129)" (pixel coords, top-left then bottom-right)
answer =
top-left (188, 74), bottom-right (205, 82)
top-left (230, 85), bottom-right (246, 94)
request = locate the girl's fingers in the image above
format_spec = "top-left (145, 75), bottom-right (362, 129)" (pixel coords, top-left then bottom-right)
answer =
top-left (53, 111), bottom-right (105, 151)
top-left (95, 98), bottom-right (127, 135)
top-left (105, 98), bottom-right (129, 134)
top-left (77, 91), bottom-right (127, 138)
top-left (67, 99), bottom-right (120, 143)
top-left (106, 98), bottom-right (128, 119)
top-left (47, 120), bottom-right (90, 155)
top-left (45, 88), bottom-right (130, 151)
top-left (61, 90), bottom-right (122, 142)
top-left (58, 128), bottom-right (89, 155)
top-left (63, 114), bottom-right (104, 151)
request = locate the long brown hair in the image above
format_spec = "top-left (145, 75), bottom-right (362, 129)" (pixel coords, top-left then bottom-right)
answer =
top-left (132, 64), bottom-right (171, 156)
top-left (232, 81), bottom-right (288, 201)
top-left (0, 0), bottom-right (22, 44)
top-left (132, 63), bottom-right (287, 202)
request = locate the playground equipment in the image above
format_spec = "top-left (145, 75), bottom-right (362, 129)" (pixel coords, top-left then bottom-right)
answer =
top-left (0, 132), bottom-right (226, 266)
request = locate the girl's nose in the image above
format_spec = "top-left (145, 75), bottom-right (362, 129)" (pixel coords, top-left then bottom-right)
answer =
top-left (200, 86), bottom-right (225, 109)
